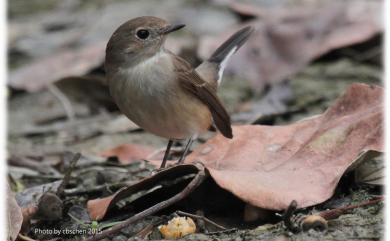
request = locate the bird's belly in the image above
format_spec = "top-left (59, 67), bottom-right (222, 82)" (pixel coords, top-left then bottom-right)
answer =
top-left (127, 98), bottom-right (211, 139)
top-left (109, 70), bottom-right (212, 140)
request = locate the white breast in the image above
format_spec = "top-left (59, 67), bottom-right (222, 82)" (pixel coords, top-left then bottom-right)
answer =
top-left (121, 51), bottom-right (175, 93)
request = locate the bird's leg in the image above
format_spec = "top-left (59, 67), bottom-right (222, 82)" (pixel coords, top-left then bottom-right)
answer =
top-left (177, 136), bottom-right (195, 164)
top-left (160, 139), bottom-right (174, 168)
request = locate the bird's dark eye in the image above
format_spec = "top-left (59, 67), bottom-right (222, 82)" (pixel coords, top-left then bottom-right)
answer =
top-left (136, 29), bottom-right (150, 40)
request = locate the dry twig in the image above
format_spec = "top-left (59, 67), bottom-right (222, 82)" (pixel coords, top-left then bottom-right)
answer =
top-left (318, 196), bottom-right (383, 220)
top-left (175, 210), bottom-right (226, 231)
top-left (47, 83), bottom-right (75, 121)
top-left (85, 165), bottom-right (207, 241)
top-left (206, 228), bottom-right (238, 235)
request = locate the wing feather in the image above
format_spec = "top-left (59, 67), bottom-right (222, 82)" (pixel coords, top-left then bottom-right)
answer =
top-left (173, 55), bottom-right (233, 138)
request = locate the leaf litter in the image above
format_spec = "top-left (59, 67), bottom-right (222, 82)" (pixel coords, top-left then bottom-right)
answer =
top-left (7, 184), bottom-right (23, 241)
top-left (199, 1), bottom-right (382, 91)
top-left (7, 0), bottom-right (384, 240)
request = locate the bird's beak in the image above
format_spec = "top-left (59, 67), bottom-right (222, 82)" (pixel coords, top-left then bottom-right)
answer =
top-left (160, 24), bottom-right (185, 35)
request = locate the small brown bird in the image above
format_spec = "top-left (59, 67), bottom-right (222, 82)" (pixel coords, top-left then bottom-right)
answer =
top-left (105, 16), bottom-right (253, 167)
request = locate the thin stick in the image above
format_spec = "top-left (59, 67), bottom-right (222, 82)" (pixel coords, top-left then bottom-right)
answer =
top-left (64, 182), bottom-right (132, 196)
top-left (207, 228), bottom-right (237, 235)
top-left (176, 210), bottom-right (226, 230)
top-left (134, 223), bottom-right (155, 239)
top-left (85, 166), bottom-right (207, 241)
top-left (57, 153), bottom-right (81, 197)
top-left (318, 196), bottom-right (384, 220)
top-left (47, 83), bottom-right (75, 122)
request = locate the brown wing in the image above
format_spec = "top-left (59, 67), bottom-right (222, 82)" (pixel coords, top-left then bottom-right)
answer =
top-left (172, 55), bottom-right (233, 139)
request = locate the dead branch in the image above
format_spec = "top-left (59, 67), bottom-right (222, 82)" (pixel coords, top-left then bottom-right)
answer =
top-left (64, 181), bottom-right (134, 196)
top-left (318, 196), bottom-right (383, 220)
top-left (175, 210), bottom-right (226, 231)
top-left (85, 165), bottom-right (207, 241)
top-left (47, 83), bottom-right (75, 121)
top-left (206, 228), bottom-right (238, 235)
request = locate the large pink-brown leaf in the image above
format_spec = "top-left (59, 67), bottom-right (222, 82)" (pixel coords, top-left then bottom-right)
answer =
top-left (186, 83), bottom-right (383, 210)
top-left (199, 2), bottom-right (382, 90)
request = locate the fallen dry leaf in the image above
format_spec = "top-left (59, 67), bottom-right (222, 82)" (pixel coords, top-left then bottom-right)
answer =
top-left (186, 83), bottom-right (383, 210)
top-left (7, 185), bottom-right (23, 241)
top-left (54, 75), bottom-right (116, 111)
top-left (199, 1), bottom-right (382, 91)
top-left (9, 41), bottom-right (106, 92)
top-left (354, 155), bottom-right (384, 186)
top-left (15, 181), bottom-right (63, 230)
top-left (87, 164), bottom-right (200, 220)
top-left (232, 81), bottom-right (294, 124)
top-left (101, 143), bottom-right (156, 164)
top-left (159, 217), bottom-right (196, 239)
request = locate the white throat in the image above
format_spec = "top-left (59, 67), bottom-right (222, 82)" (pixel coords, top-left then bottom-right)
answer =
top-left (134, 50), bottom-right (165, 69)
top-left (117, 49), bottom-right (174, 95)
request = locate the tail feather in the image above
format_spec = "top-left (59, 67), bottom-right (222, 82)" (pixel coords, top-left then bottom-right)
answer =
top-left (209, 26), bottom-right (254, 64)
top-left (196, 26), bottom-right (254, 87)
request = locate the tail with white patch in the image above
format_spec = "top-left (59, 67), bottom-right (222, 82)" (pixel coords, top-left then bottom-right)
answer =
top-left (209, 26), bottom-right (254, 67)
top-left (196, 26), bottom-right (254, 87)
